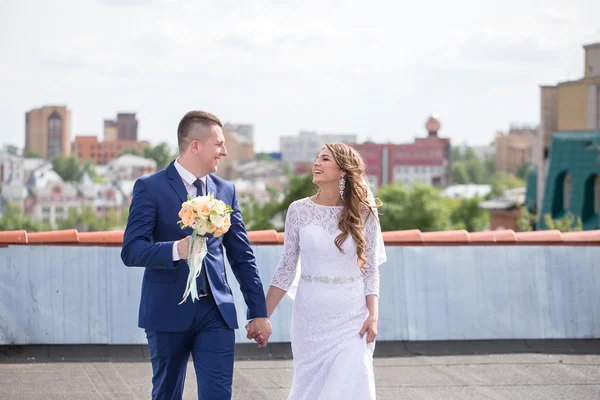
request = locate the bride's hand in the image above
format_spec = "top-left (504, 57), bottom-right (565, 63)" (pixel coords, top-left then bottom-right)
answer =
top-left (359, 315), bottom-right (378, 344)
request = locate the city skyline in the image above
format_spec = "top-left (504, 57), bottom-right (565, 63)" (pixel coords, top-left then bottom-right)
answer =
top-left (1, 0), bottom-right (599, 153)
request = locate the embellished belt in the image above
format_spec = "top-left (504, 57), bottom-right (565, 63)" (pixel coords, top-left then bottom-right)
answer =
top-left (300, 275), bottom-right (361, 284)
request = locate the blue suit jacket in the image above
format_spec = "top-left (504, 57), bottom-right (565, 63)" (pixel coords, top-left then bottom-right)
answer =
top-left (121, 160), bottom-right (267, 332)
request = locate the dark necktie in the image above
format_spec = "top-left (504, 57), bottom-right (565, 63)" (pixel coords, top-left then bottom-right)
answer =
top-left (192, 178), bottom-right (210, 296)
top-left (193, 179), bottom-right (204, 197)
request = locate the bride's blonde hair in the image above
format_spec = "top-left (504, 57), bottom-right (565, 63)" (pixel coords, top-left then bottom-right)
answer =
top-left (324, 143), bottom-right (381, 272)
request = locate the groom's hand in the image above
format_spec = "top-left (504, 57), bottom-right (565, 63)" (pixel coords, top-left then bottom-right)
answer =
top-left (245, 318), bottom-right (272, 348)
top-left (176, 236), bottom-right (190, 259)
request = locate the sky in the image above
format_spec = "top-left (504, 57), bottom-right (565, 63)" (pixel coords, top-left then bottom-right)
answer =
top-left (1, 0), bottom-right (599, 153)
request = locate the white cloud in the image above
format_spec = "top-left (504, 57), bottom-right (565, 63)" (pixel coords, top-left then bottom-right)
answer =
top-left (1, 0), bottom-right (599, 153)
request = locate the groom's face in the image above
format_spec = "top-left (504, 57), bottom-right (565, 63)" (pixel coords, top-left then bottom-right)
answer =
top-left (191, 124), bottom-right (228, 174)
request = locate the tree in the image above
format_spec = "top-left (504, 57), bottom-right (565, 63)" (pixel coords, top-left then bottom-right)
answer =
top-left (240, 174), bottom-right (492, 233)
top-left (0, 203), bottom-right (50, 232)
top-left (240, 173), bottom-right (316, 232)
top-left (451, 146), bottom-right (491, 185)
top-left (278, 174), bottom-right (317, 215)
top-left (51, 156), bottom-right (103, 183)
top-left (448, 196), bottom-right (489, 232)
top-left (52, 155), bottom-right (83, 182)
top-left (144, 142), bottom-right (174, 170)
top-left (485, 156), bottom-right (496, 178)
top-left (451, 146), bottom-right (499, 186)
top-left (515, 163), bottom-right (531, 181)
top-left (517, 206), bottom-right (536, 232)
top-left (376, 182), bottom-right (490, 232)
top-left (489, 172), bottom-right (524, 198)
top-left (518, 208), bottom-right (582, 232)
top-left (241, 187), bottom-right (281, 231)
top-left (452, 163), bottom-right (470, 184)
top-left (376, 184), bottom-right (410, 231)
top-left (466, 158), bottom-right (486, 184)
top-left (403, 183), bottom-right (452, 232)
top-left (80, 160), bottom-right (102, 182)
top-left (377, 183), bottom-right (452, 232)
top-left (57, 206), bottom-right (126, 232)
top-left (24, 150), bottom-right (42, 158)
top-left (451, 147), bottom-right (463, 161)
top-left (119, 148), bottom-right (141, 157)
top-left (256, 153), bottom-right (274, 162)
top-left (463, 147), bottom-right (478, 162)
top-left (543, 212), bottom-right (583, 232)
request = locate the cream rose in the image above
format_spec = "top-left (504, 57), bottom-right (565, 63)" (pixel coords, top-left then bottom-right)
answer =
top-left (195, 218), bottom-right (210, 235)
top-left (212, 202), bottom-right (226, 215)
top-left (210, 214), bottom-right (225, 229)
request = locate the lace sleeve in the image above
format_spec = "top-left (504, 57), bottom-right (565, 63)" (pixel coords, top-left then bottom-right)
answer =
top-left (363, 210), bottom-right (386, 297)
top-left (270, 202), bottom-right (301, 291)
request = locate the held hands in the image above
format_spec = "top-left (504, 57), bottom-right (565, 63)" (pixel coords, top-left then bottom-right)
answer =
top-left (359, 314), bottom-right (378, 344)
top-left (245, 318), bottom-right (272, 348)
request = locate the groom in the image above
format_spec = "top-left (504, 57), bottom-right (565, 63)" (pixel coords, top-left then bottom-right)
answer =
top-left (121, 110), bottom-right (272, 399)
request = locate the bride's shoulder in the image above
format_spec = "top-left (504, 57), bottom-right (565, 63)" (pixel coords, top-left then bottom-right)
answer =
top-left (288, 197), bottom-right (312, 210)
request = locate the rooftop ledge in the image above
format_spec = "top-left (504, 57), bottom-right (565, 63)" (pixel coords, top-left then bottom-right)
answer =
top-left (1, 229), bottom-right (600, 247)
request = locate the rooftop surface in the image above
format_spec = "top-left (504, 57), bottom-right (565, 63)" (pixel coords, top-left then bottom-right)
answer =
top-left (1, 340), bottom-right (599, 399)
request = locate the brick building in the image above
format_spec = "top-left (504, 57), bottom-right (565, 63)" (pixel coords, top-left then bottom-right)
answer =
top-left (72, 136), bottom-right (150, 165)
top-left (104, 113), bottom-right (138, 141)
top-left (353, 115), bottom-right (451, 189)
top-left (25, 105), bottom-right (71, 160)
top-left (494, 125), bottom-right (537, 175)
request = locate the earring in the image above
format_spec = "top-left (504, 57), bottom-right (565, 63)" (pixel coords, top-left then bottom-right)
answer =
top-left (338, 176), bottom-right (346, 199)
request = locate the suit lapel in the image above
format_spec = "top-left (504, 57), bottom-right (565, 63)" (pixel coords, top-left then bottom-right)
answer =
top-left (167, 161), bottom-right (189, 204)
top-left (206, 174), bottom-right (217, 198)
top-left (205, 175), bottom-right (219, 243)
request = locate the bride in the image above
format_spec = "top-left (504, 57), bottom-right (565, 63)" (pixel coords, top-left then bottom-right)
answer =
top-left (252, 143), bottom-right (387, 399)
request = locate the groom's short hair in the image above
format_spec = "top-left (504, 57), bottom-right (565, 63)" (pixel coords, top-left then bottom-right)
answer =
top-left (177, 111), bottom-right (223, 153)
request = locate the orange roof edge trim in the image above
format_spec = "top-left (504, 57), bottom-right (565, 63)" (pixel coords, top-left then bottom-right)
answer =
top-left (1, 229), bottom-right (600, 246)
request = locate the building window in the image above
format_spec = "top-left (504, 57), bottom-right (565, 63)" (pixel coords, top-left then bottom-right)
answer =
top-left (47, 112), bottom-right (62, 159)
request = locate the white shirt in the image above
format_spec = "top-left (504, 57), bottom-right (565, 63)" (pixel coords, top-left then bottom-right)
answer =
top-left (172, 159), bottom-right (207, 261)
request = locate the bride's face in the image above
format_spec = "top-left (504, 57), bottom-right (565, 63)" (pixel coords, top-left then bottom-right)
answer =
top-left (312, 148), bottom-right (343, 186)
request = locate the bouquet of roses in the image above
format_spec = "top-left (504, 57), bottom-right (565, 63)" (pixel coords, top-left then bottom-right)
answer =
top-left (177, 193), bottom-right (233, 304)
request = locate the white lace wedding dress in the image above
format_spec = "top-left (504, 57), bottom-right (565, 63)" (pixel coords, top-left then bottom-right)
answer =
top-left (270, 197), bottom-right (387, 400)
